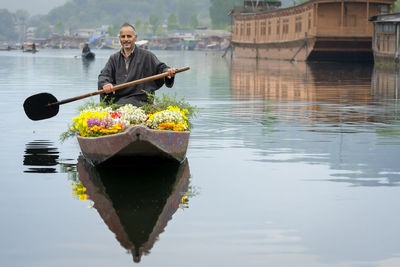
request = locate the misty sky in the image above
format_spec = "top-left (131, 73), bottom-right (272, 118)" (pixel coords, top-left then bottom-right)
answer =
top-left (0, 0), bottom-right (68, 15)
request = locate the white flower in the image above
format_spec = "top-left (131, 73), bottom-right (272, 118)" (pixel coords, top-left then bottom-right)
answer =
top-left (146, 109), bottom-right (187, 130)
top-left (82, 106), bottom-right (112, 114)
top-left (116, 105), bottom-right (147, 125)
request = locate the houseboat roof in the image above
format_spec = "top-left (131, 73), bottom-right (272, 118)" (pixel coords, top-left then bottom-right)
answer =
top-left (369, 12), bottom-right (400, 22)
top-left (231, 0), bottom-right (395, 17)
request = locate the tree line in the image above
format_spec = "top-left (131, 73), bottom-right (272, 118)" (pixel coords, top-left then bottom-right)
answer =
top-left (0, 0), bottom-right (248, 41)
top-left (3, 0), bottom-right (367, 42)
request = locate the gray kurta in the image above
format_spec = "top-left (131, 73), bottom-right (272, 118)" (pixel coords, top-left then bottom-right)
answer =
top-left (98, 47), bottom-right (174, 106)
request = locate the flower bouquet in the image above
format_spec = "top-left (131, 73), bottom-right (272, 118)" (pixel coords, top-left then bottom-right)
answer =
top-left (60, 93), bottom-right (197, 142)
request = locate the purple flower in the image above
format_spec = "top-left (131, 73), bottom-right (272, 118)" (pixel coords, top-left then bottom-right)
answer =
top-left (101, 117), bottom-right (113, 128)
top-left (87, 118), bottom-right (101, 128)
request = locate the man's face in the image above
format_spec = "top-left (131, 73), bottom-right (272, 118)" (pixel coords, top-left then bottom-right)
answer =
top-left (119, 26), bottom-right (137, 51)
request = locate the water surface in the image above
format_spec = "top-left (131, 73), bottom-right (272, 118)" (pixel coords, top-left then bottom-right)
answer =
top-left (1, 49), bottom-right (400, 266)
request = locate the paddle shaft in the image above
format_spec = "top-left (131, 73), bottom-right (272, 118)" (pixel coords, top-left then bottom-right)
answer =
top-left (48, 66), bottom-right (190, 107)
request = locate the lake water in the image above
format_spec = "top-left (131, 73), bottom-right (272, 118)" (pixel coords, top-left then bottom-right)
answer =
top-left (1, 49), bottom-right (400, 267)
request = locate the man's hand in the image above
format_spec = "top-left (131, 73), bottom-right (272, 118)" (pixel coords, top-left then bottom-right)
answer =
top-left (167, 68), bottom-right (177, 79)
top-left (103, 83), bottom-right (115, 94)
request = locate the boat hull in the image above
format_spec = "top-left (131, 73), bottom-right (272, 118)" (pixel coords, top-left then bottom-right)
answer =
top-left (232, 37), bottom-right (316, 61)
top-left (77, 125), bottom-right (190, 165)
top-left (82, 51), bottom-right (95, 60)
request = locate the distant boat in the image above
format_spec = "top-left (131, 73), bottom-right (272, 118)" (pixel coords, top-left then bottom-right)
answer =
top-left (99, 38), bottom-right (149, 50)
top-left (136, 40), bottom-right (149, 50)
top-left (23, 42), bottom-right (39, 53)
top-left (82, 51), bottom-right (95, 60)
top-left (99, 37), bottom-right (120, 50)
top-left (0, 43), bottom-right (13, 51)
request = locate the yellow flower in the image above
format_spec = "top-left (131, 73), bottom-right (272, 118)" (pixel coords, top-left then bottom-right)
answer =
top-left (181, 195), bottom-right (188, 204)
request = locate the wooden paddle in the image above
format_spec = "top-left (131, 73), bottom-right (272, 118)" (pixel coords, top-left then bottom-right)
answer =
top-left (23, 66), bottom-right (190, 121)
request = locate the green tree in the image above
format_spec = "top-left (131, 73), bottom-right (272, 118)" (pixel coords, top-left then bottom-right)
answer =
top-left (111, 21), bottom-right (121, 36)
top-left (134, 20), bottom-right (142, 34)
top-left (167, 13), bottom-right (179, 30)
top-left (15, 9), bottom-right (30, 22)
top-left (156, 24), bottom-right (165, 35)
top-left (189, 13), bottom-right (199, 29)
top-left (143, 21), bottom-right (150, 35)
top-left (178, 0), bottom-right (196, 27)
top-left (395, 0), bottom-right (400, 12)
top-left (108, 25), bottom-right (115, 36)
top-left (149, 14), bottom-right (160, 35)
top-left (0, 9), bottom-right (17, 41)
top-left (209, 0), bottom-right (241, 28)
top-left (55, 21), bottom-right (64, 35)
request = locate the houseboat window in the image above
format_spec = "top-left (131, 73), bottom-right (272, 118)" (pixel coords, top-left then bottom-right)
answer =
top-left (377, 35), bottom-right (380, 51)
top-left (379, 5), bottom-right (389, 15)
top-left (268, 21), bottom-right (271, 35)
top-left (261, 21), bottom-right (266, 36)
top-left (277, 20), bottom-right (280, 35)
top-left (283, 18), bottom-right (289, 34)
top-left (295, 16), bottom-right (302, 33)
top-left (255, 21), bottom-right (258, 37)
top-left (283, 24), bottom-right (289, 34)
top-left (376, 24), bottom-right (383, 33)
top-left (382, 24), bottom-right (395, 34)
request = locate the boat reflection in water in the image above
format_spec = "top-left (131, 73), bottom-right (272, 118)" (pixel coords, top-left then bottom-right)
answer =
top-left (372, 65), bottom-right (400, 100)
top-left (229, 58), bottom-right (400, 186)
top-left (229, 58), bottom-right (398, 125)
top-left (74, 156), bottom-right (191, 262)
top-left (230, 58), bottom-right (373, 103)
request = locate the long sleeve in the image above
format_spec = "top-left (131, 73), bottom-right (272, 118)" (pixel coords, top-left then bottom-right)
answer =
top-left (97, 48), bottom-right (174, 105)
top-left (98, 57), bottom-right (116, 90)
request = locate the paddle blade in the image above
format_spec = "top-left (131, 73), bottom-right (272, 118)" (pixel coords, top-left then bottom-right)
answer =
top-left (23, 93), bottom-right (59, 121)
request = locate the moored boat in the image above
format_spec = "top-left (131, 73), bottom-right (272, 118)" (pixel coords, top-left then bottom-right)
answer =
top-left (77, 125), bottom-right (190, 165)
top-left (230, 0), bottom-right (395, 61)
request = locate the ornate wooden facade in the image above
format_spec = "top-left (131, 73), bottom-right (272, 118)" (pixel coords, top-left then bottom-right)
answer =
top-left (230, 0), bottom-right (395, 61)
top-left (370, 12), bottom-right (400, 64)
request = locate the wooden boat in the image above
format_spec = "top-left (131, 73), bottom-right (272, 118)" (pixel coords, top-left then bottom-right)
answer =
top-left (81, 51), bottom-right (95, 60)
top-left (230, 0), bottom-right (395, 61)
top-left (77, 125), bottom-right (190, 165)
top-left (23, 41), bottom-right (39, 53)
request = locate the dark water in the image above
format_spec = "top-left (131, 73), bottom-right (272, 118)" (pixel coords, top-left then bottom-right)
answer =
top-left (1, 49), bottom-right (400, 266)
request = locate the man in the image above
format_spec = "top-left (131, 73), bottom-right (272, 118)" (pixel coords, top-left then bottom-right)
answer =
top-left (82, 43), bottom-right (90, 53)
top-left (98, 22), bottom-right (177, 106)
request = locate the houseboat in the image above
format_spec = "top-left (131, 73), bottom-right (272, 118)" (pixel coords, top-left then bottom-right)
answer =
top-left (369, 12), bottom-right (400, 64)
top-left (230, 0), bottom-right (395, 61)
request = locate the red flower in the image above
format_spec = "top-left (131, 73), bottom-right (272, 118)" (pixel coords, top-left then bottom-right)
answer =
top-left (110, 111), bottom-right (122, 119)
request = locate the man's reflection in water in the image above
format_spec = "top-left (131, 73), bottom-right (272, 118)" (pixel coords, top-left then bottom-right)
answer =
top-left (74, 156), bottom-right (192, 263)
